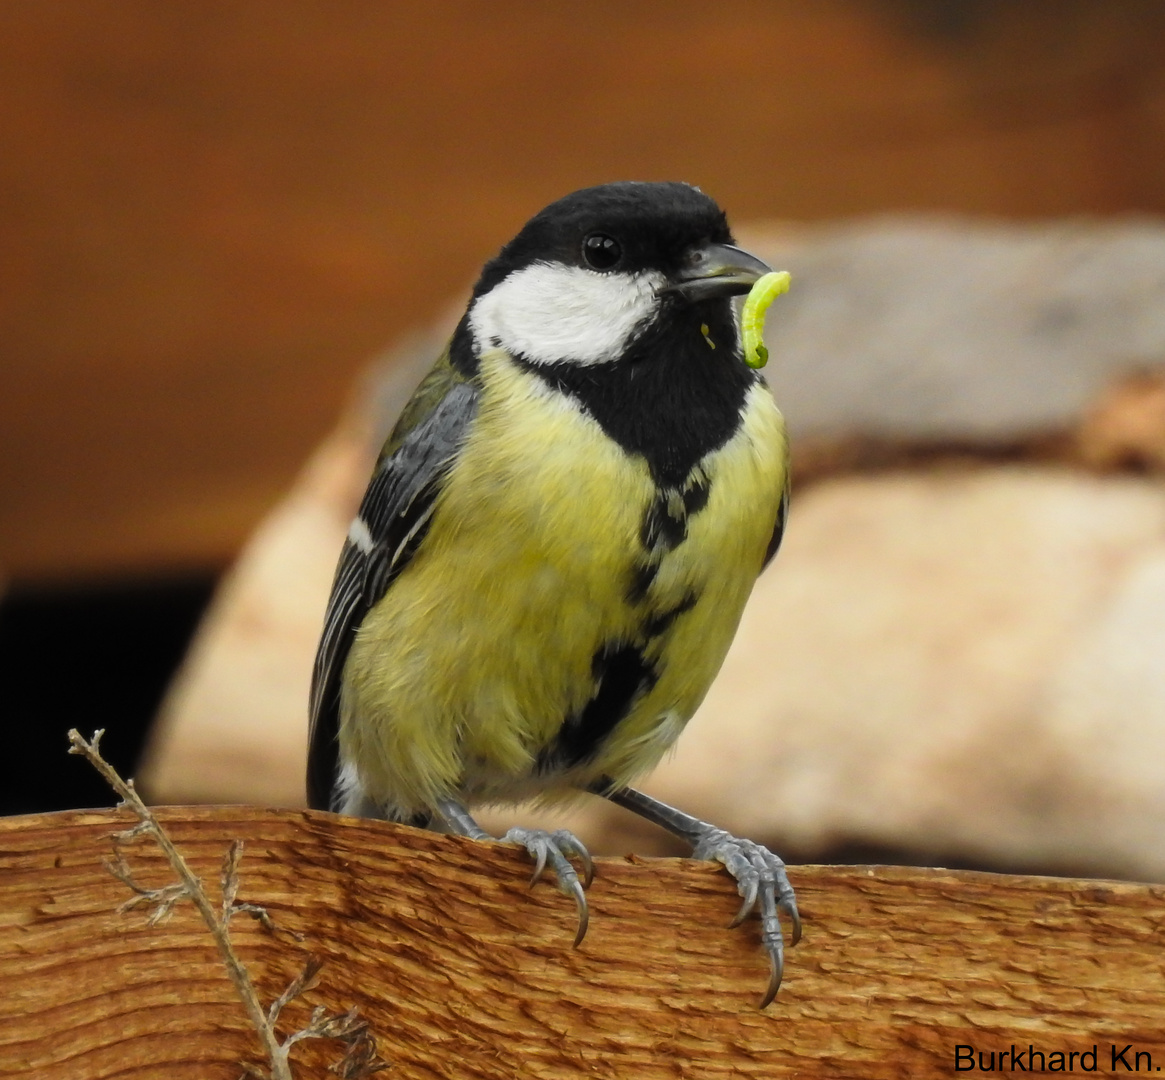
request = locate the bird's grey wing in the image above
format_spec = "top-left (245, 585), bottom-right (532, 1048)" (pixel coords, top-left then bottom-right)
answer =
top-left (307, 375), bottom-right (479, 810)
top-left (761, 482), bottom-right (790, 570)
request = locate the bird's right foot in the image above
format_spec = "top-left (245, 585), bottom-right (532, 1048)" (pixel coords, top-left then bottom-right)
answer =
top-left (503, 826), bottom-right (594, 947)
top-left (433, 798), bottom-right (594, 947)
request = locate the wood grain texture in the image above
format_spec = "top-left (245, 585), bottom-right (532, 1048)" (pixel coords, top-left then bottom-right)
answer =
top-left (2, 807), bottom-right (1164, 1077)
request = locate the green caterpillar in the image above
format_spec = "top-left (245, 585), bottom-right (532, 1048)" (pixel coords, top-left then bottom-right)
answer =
top-left (741, 270), bottom-right (791, 369)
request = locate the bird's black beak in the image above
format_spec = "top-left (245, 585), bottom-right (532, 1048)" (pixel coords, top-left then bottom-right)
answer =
top-left (663, 242), bottom-right (772, 302)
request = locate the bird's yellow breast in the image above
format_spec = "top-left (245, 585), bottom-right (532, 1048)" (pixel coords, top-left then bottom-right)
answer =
top-left (340, 351), bottom-right (787, 816)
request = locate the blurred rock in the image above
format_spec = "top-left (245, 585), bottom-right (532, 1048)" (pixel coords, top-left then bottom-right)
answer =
top-left (1076, 371), bottom-right (1165, 472)
top-left (753, 217), bottom-right (1165, 440)
top-left (140, 217), bottom-right (1165, 881)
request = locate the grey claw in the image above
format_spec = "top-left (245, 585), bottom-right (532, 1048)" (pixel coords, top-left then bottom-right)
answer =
top-left (567, 878), bottom-right (589, 947)
top-left (787, 899), bottom-right (803, 947)
top-left (527, 843), bottom-right (549, 887)
top-left (729, 877), bottom-right (759, 928)
top-left (552, 829), bottom-right (595, 889)
top-left (760, 949), bottom-right (784, 1010)
top-left (758, 885), bottom-right (787, 1009)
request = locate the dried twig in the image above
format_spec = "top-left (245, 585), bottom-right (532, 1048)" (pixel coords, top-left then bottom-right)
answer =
top-left (67, 728), bottom-right (388, 1079)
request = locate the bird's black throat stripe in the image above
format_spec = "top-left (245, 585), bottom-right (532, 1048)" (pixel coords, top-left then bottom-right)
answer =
top-left (519, 303), bottom-right (753, 773)
top-left (628, 469), bottom-right (710, 602)
top-left (544, 487), bottom-right (706, 772)
top-left (543, 579), bottom-right (696, 771)
top-left (545, 643), bottom-right (658, 770)
top-left (512, 301), bottom-right (757, 489)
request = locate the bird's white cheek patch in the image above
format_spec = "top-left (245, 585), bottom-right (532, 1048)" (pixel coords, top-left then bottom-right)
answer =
top-left (470, 263), bottom-right (664, 366)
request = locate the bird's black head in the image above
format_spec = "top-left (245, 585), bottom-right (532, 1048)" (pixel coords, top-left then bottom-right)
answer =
top-left (463, 181), bottom-right (771, 368)
top-left (477, 181), bottom-right (733, 292)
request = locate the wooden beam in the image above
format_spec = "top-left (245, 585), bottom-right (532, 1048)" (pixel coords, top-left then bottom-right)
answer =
top-left (1, 805), bottom-right (1162, 1077)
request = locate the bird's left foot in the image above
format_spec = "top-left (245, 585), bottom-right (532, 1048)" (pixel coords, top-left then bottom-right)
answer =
top-left (503, 826), bottom-right (594, 947)
top-left (692, 828), bottom-right (802, 1008)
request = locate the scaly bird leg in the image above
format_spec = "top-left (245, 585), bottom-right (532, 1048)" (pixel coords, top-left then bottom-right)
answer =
top-left (433, 797), bottom-right (594, 947)
top-left (597, 784), bottom-right (800, 1007)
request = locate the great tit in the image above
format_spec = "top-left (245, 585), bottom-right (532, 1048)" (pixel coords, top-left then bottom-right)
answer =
top-left (308, 181), bottom-right (800, 1006)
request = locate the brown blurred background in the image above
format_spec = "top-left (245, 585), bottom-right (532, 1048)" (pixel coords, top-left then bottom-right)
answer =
top-left (3, 0), bottom-right (1165, 814)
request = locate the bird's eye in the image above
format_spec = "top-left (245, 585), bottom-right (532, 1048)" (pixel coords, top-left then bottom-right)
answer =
top-left (581, 233), bottom-right (622, 271)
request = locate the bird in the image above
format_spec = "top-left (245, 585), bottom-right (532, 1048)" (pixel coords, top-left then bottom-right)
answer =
top-left (308, 180), bottom-right (800, 1006)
